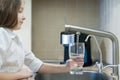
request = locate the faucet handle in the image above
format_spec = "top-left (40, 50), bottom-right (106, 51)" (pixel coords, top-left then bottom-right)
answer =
top-left (95, 62), bottom-right (100, 67)
top-left (95, 62), bottom-right (103, 73)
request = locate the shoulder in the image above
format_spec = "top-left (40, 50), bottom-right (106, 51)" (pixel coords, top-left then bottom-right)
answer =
top-left (0, 27), bottom-right (9, 39)
top-left (0, 27), bottom-right (7, 38)
top-left (0, 27), bottom-right (11, 47)
top-left (0, 27), bottom-right (6, 33)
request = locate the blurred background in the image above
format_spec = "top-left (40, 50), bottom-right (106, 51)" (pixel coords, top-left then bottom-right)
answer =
top-left (16, 0), bottom-right (120, 64)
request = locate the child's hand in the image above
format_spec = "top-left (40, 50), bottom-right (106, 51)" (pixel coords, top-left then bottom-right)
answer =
top-left (18, 65), bottom-right (33, 79)
top-left (66, 56), bottom-right (84, 69)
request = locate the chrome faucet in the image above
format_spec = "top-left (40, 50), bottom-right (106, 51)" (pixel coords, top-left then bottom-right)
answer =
top-left (65, 24), bottom-right (119, 64)
top-left (85, 35), bottom-right (103, 73)
top-left (65, 24), bottom-right (119, 74)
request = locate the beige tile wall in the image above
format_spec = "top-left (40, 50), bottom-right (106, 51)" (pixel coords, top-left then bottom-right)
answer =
top-left (32, 0), bottom-right (100, 60)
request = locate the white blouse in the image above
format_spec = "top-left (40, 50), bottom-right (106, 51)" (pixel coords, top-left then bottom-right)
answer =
top-left (0, 27), bottom-right (43, 79)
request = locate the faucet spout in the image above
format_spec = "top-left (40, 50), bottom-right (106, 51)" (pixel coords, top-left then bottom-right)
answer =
top-left (85, 35), bottom-right (103, 73)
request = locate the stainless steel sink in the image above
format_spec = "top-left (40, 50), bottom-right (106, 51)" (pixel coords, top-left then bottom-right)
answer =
top-left (35, 71), bottom-right (113, 80)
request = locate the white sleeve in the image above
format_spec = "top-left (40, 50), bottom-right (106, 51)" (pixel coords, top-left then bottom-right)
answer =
top-left (24, 48), bottom-right (43, 73)
top-left (17, 35), bottom-right (43, 72)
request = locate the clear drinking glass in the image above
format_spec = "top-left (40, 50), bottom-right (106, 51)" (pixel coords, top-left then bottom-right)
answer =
top-left (69, 42), bottom-right (85, 75)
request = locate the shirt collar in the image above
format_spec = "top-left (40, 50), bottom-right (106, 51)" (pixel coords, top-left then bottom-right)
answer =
top-left (5, 28), bottom-right (17, 39)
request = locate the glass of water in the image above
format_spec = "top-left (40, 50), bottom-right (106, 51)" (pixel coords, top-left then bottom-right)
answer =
top-left (69, 42), bottom-right (85, 75)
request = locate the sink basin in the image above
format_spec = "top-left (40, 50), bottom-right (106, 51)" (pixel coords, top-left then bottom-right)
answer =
top-left (35, 71), bottom-right (113, 80)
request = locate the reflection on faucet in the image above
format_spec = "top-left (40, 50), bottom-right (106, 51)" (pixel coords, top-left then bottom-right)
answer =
top-left (85, 35), bottom-right (103, 73)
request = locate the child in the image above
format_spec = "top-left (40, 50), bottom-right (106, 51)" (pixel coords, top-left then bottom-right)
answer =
top-left (0, 0), bottom-right (84, 80)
